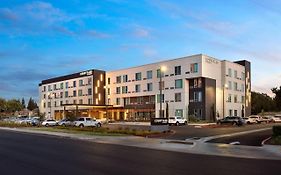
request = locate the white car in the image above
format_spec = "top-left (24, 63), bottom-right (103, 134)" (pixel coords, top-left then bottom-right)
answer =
top-left (42, 119), bottom-right (57, 127)
top-left (74, 117), bottom-right (102, 128)
top-left (248, 115), bottom-right (262, 123)
top-left (168, 116), bottom-right (187, 126)
top-left (270, 116), bottom-right (281, 123)
top-left (243, 117), bottom-right (257, 124)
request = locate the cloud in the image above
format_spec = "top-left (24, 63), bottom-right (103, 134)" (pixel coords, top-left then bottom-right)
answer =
top-left (133, 27), bottom-right (150, 38)
top-left (143, 48), bottom-right (158, 57)
top-left (0, 1), bottom-right (111, 38)
top-left (0, 8), bottom-right (18, 21)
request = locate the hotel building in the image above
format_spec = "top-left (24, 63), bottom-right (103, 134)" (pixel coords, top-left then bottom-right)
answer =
top-left (39, 54), bottom-right (251, 121)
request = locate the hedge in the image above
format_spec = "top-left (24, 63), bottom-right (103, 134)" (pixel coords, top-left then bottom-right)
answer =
top-left (272, 126), bottom-right (281, 136)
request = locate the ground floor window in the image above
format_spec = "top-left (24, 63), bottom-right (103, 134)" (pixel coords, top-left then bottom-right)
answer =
top-left (229, 109), bottom-right (232, 117)
top-left (175, 109), bottom-right (183, 117)
top-left (234, 110), bottom-right (237, 116)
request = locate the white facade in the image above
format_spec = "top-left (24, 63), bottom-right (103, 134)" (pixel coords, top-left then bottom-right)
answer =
top-left (106, 54), bottom-right (249, 120)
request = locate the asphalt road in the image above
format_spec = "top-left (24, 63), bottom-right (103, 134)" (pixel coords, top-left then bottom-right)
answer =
top-left (164, 123), bottom-right (280, 140)
top-left (0, 130), bottom-right (280, 175)
top-left (208, 129), bottom-right (272, 146)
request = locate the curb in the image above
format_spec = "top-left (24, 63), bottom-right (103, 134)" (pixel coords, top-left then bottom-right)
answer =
top-left (261, 136), bottom-right (272, 146)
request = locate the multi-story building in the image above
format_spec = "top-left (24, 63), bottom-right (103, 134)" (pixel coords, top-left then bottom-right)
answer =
top-left (39, 69), bottom-right (106, 120)
top-left (38, 54), bottom-right (251, 121)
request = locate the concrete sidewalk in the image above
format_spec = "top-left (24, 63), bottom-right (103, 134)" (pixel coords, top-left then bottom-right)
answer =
top-left (1, 127), bottom-right (280, 160)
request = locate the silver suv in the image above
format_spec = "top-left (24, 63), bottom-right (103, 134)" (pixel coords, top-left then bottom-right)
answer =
top-left (168, 116), bottom-right (187, 126)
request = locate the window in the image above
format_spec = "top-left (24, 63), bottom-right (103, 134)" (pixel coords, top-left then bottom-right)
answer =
top-left (234, 110), bottom-right (238, 116)
top-left (107, 88), bottom-right (110, 95)
top-left (73, 90), bottom-right (76, 97)
top-left (73, 81), bottom-right (76, 87)
top-left (175, 93), bottom-right (181, 102)
top-left (116, 87), bottom-right (121, 94)
top-left (60, 83), bottom-right (63, 89)
top-left (43, 86), bottom-right (46, 92)
top-left (79, 80), bottom-right (83, 86)
top-left (175, 79), bottom-right (183, 89)
top-left (147, 70), bottom-right (153, 79)
top-left (194, 79), bottom-right (198, 88)
top-left (234, 95), bottom-right (238, 103)
top-left (108, 78), bottom-right (111, 84)
top-left (123, 75), bottom-right (128, 82)
top-left (234, 82), bottom-right (238, 91)
top-left (88, 88), bottom-right (92, 95)
top-left (157, 94), bottom-right (164, 103)
top-left (78, 89), bottom-right (83, 96)
top-left (60, 92), bottom-right (63, 98)
top-left (241, 84), bottom-right (245, 92)
top-left (48, 102), bottom-right (51, 107)
top-left (241, 72), bottom-right (245, 81)
top-left (73, 100), bottom-right (76, 104)
top-left (234, 70), bottom-right (237, 78)
top-left (122, 86), bottom-right (128, 94)
top-left (79, 99), bottom-right (83, 104)
top-left (175, 109), bottom-right (183, 117)
top-left (198, 78), bottom-right (202, 88)
top-left (228, 81), bottom-right (232, 90)
top-left (43, 94), bottom-right (46, 99)
top-left (157, 69), bottom-right (161, 78)
top-left (65, 82), bottom-right (68, 89)
top-left (193, 91), bottom-right (202, 102)
top-left (190, 63), bottom-right (198, 73)
top-left (54, 101), bottom-right (57, 107)
top-left (53, 84), bottom-right (56, 90)
top-left (60, 101), bottom-right (63, 106)
top-left (116, 98), bottom-right (120, 105)
top-left (228, 68), bottom-right (232, 77)
top-left (43, 102), bottom-right (46, 108)
top-left (88, 98), bottom-right (92, 104)
top-left (65, 91), bottom-right (68, 98)
top-left (135, 72), bottom-right (142, 81)
top-left (229, 109), bottom-right (232, 117)
top-left (88, 78), bottom-right (92, 85)
top-left (48, 85), bottom-right (51, 91)
top-left (135, 84), bottom-right (141, 92)
top-left (227, 94), bottom-right (232, 102)
top-left (116, 76), bottom-right (121, 83)
top-left (147, 83), bottom-right (153, 91)
top-left (65, 100), bottom-right (68, 104)
top-left (241, 96), bottom-right (245, 103)
top-left (175, 66), bottom-right (181, 75)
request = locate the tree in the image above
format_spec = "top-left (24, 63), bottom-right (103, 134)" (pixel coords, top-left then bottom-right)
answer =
top-left (272, 86), bottom-right (281, 111)
top-left (27, 97), bottom-right (38, 111)
top-left (0, 98), bottom-right (6, 112)
top-left (6, 99), bottom-right (24, 112)
top-left (251, 91), bottom-right (275, 114)
top-left (21, 98), bottom-right (26, 109)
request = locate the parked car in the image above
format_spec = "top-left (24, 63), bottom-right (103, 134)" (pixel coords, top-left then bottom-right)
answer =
top-left (217, 116), bottom-right (245, 126)
top-left (42, 119), bottom-right (57, 127)
top-left (30, 118), bottom-right (40, 126)
top-left (168, 116), bottom-right (187, 126)
top-left (270, 115), bottom-right (281, 123)
top-left (248, 115), bottom-right (262, 123)
top-left (243, 117), bottom-right (257, 124)
top-left (260, 116), bottom-right (271, 123)
top-left (58, 118), bottom-right (75, 127)
top-left (74, 117), bottom-right (102, 128)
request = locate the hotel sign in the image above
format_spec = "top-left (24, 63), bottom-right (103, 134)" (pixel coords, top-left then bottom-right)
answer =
top-left (151, 118), bottom-right (169, 125)
top-left (80, 70), bottom-right (93, 76)
top-left (205, 57), bottom-right (219, 64)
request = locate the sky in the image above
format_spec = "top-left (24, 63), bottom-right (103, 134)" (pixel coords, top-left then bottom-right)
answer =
top-left (0, 0), bottom-right (281, 101)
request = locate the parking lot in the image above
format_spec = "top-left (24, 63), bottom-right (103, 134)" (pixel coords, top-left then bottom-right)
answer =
top-left (162, 123), bottom-right (281, 140)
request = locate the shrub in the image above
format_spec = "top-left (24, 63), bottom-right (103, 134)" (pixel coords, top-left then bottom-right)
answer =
top-left (188, 115), bottom-right (200, 123)
top-left (273, 126), bottom-right (281, 136)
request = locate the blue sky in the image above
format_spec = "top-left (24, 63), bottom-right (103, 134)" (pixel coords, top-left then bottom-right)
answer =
top-left (0, 0), bottom-right (281, 101)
